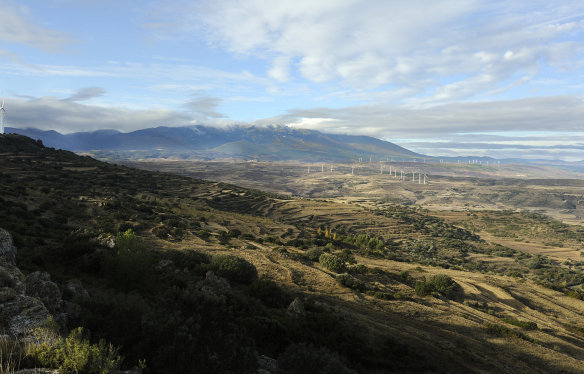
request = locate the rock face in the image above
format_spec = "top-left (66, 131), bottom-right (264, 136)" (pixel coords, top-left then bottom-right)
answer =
top-left (285, 297), bottom-right (306, 320)
top-left (0, 228), bottom-right (87, 336)
top-left (26, 272), bottom-right (62, 312)
top-left (0, 229), bottom-right (52, 335)
top-left (0, 228), bottom-right (17, 265)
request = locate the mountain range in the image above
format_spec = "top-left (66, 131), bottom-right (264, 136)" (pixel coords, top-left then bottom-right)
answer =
top-left (7, 125), bottom-right (584, 171)
top-left (6, 125), bottom-right (426, 162)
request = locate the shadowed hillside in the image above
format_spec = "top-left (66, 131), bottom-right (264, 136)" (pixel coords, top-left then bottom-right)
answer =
top-left (1, 133), bottom-right (584, 374)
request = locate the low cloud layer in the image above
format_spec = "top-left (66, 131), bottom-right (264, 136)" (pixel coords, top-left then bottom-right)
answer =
top-left (4, 92), bottom-right (583, 160)
top-left (3, 95), bottom-right (193, 133)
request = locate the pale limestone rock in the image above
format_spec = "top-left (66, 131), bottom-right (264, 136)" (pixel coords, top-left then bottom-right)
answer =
top-left (285, 297), bottom-right (306, 320)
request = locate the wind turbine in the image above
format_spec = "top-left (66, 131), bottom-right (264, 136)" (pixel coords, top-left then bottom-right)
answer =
top-left (0, 99), bottom-right (5, 134)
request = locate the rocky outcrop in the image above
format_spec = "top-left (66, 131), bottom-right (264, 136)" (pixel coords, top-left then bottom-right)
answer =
top-left (26, 272), bottom-right (62, 312)
top-left (285, 298), bottom-right (306, 320)
top-left (195, 271), bottom-right (231, 293)
top-left (0, 228), bottom-right (87, 336)
top-left (0, 228), bottom-right (17, 265)
top-left (258, 355), bottom-right (277, 374)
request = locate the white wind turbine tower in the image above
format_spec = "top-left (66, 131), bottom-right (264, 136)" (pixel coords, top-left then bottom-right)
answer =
top-left (0, 99), bottom-right (6, 134)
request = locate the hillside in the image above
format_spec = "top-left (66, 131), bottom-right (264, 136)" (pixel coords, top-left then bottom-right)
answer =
top-left (1, 134), bottom-right (584, 373)
top-left (5, 125), bottom-right (422, 162)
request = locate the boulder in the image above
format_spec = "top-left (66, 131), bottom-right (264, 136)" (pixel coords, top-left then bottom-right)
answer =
top-left (155, 260), bottom-right (174, 271)
top-left (25, 272), bottom-right (62, 312)
top-left (258, 355), bottom-right (278, 374)
top-left (91, 233), bottom-right (115, 248)
top-left (0, 261), bottom-right (26, 296)
top-left (285, 298), bottom-right (306, 320)
top-left (2, 294), bottom-right (52, 335)
top-left (195, 271), bottom-right (231, 293)
top-left (63, 279), bottom-right (90, 301)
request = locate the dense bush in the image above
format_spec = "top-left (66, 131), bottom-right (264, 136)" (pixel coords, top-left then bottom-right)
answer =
top-left (211, 254), bottom-right (258, 284)
top-left (501, 318), bottom-right (538, 330)
top-left (227, 229), bottom-right (242, 237)
top-left (28, 324), bottom-right (122, 374)
top-left (155, 228), bottom-right (169, 239)
top-left (142, 286), bottom-right (259, 374)
top-left (414, 274), bottom-right (457, 297)
top-left (319, 253), bottom-right (346, 273)
top-left (247, 279), bottom-right (291, 309)
top-left (336, 249), bottom-right (356, 264)
top-left (102, 230), bottom-right (153, 292)
top-left (305, 248), bottom-right (323, 262)
top-left (429, 274), bottom-right (457, 294)
top-left (483, 322), bottom-right (537, 344)
top-left (335, 273), bottom-right (366, 292)
top-left (277, 343), bottom-right (357, 374)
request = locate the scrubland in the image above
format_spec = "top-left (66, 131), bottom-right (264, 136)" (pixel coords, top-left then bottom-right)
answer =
top-left (1, 134), bottom-right (584, 373)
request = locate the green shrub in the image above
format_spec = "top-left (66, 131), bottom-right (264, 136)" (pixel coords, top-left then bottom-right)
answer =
top-left (197, 229), bottom-right (211, 238)
top-left (336, 249), bottom-right (356, 264)
top-left (414, 281), bottom-right (431, 297)
top-left (227, 229), bottom-right (241, 237)
top-left (428, 274), bottom-right (456, 295)
top-left (414, 274), bottom-right (456, 297)
top-left (211, 254), bottom-right (258, 284)
top-left (501, 318), bottom-right (538, 330)
top-left (319, 253), bottom-right (346, 273)
top-left (351, 264), bottom-right (369, 274)
top-left (155, 228), bottom-right (168, 239)
top-left (305, 248), bottom-right (323, 262)
top-left (335, 273), bottom-right (366, 292)
top-left (483, 322), bottom-right (537, 343)
top-left (272, 247), bottom-right (288, 253)
top-left (565, 290), bottom-right (582, 300)
top-left (29, 327), bottom-right (122, 374)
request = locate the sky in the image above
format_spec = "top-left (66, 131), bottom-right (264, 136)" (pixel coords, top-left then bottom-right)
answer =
top-left (1, 0), bottom-right (584, 161)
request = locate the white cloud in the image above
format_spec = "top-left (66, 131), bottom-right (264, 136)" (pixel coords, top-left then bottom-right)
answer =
top-left (0, 1), bottom-right (77, 53)
top-left (257, 95), bottom-right (584, 139)
top-left (181, 93), bottom-right (225, 118)
top-left (144, 0), bottom-right (584, 103)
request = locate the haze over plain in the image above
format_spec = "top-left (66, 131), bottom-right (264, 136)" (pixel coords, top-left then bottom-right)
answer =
top-left (1, 0), bottom-right (584, 160)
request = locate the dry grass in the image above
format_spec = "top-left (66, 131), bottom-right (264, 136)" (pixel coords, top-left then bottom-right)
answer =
top-left (0, 326), bottom-right (59, 374)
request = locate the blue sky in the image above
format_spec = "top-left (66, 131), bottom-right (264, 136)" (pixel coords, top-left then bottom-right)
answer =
top-left (2, 0), bottom-right (584, 160)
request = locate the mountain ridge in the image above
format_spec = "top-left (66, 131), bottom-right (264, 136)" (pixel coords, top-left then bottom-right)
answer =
top-left (5, 125), bottom-right (423, 162)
